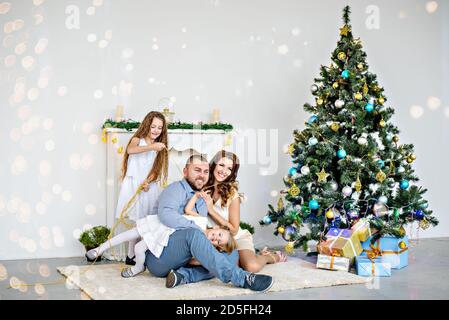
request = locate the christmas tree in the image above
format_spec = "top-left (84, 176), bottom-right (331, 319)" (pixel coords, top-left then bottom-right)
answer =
top-left (262, 6), bottom-right (438, 252)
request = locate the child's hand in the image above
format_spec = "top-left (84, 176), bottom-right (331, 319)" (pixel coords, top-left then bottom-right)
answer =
top-left (141, 180), bottom-right (150, 192)
top-left (152, 142), bottom-right (166, 151)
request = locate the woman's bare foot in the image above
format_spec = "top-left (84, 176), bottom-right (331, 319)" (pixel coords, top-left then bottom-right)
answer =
top-left (261, 247), bottom-right (287, 264)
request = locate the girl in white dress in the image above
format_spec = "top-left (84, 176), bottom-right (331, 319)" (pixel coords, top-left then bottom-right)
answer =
top-left (115, 111), bottom-right (168, 265)
top-left (200, 150), bottom-right (287, 273)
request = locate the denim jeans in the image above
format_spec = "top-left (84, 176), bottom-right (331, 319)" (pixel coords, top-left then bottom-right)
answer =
top-left (176, 249), bottom-right (239, 284)
top-left (144, 229), bottom-right (247, 287)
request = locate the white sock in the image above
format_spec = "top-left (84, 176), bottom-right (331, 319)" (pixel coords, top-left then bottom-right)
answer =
top-left (97, 228), bottom-right (140, 255)
top-left (127, 238), bottom-right (136, 258)
top-left (130, 240), bottom-right (147, 274)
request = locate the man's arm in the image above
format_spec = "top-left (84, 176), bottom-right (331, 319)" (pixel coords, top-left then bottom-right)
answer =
top-left (158, 183), bottom-right (202, 230)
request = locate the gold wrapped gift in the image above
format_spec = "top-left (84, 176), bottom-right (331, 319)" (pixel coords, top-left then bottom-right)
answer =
top-left (351, 219), bottom-right (376, 242)
top-left (318, 228), bottom-right (363, 260)
top-left (316, 254), bottom-right (350, 271)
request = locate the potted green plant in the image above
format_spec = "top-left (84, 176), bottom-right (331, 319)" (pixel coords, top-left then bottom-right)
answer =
top-left (78, 226), bottom-right (111, 262)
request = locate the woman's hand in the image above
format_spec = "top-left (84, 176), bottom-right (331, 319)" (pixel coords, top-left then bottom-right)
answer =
top-left (199, 191), bottom-right (213, 207)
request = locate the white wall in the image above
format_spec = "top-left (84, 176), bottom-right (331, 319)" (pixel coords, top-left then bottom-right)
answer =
top-left (1, 0), bottom-right (448, 260)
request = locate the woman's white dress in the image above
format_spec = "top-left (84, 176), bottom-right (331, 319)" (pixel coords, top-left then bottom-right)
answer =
top-left (207, 192), bottom-right (255, 252)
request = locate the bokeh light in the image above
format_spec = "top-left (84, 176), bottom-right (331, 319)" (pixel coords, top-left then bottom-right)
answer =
top-left (270, 190), bottom-right (278, 197)
top-left (45, 140), bottom-right (55, 151)
top-left (427, 96), bottom-right (441, 110)
top-left (27, 87), bottom-right (39, 100)
top-left (36, 202), bottom-right (47, 215)
top-left (42, 118), bottom-right (54, 130)
top-left (93, 0), bottom-right (103, 7)
top-left (85, 204), bottom-right (96, 215)
top-left (278, 44), bottom-right (288, 55)
top-left (15, 42), bottom-right (27, 55)
top-left (104, 30), bottom-right (112, 40)
top-left (4, 55), bottom-right (16, 67)
top-left (34, 284), bottom-right (46, 295)
top-left (22, 55), bottom-right (36, 71)
top-left (87, 33), bottom-right (97, 43)
top-left (86, 6), bottom-right (95, 15)
top-left (0, 264), bottom-right (8, 281)
top-left (35, 38), bottom-right (48, 54)
top-left (291, 27), bottom-right (301, 36)
top-left (88, 134), bottom-right (98, 145)
top-left (10, 128), bottom-right (21, 141)
top-left (62, 190), bottom-right (72, 202)
top-left (98, 40), bottom-right (108, 48)
top-left (52, 184), bottom-right (62, 194)
top-left (0, 2), bottom-right (11, 14)
top-left (57, 86), bottom-right (67, 96)
top-left (39, 160), bottom-right (51, 177)
top-left (410, 105), bottom-right (424, 119)
top-left (11, 155), bottom-right (28, 175)
top-left (426, 1), bottom-right (438, 13)
top-left (70, 153), bottom-right (81, 170)
top-left (39, 264), bottom-right (50, 277)
top-left (122, 48), bottom-right (134, 59)
top-left (94, 90), bottom-right (103, 99)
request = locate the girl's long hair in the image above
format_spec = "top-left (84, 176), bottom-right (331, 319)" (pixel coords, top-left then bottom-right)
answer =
top-left (204, 150), bottom-right (240, 207)
top-left (121, 111), bottom-right (168, 185)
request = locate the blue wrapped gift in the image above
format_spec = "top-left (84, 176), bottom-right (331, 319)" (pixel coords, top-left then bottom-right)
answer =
top-left (360, 235), bottom-right (409, 269)
top-left (355, 256), bottom-right (391, 277)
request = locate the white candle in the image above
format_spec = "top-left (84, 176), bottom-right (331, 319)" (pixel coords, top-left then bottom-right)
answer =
top-left (212, 108), bottom-right (220, 123)
top-left (115, 105), bottom-right (124, 121)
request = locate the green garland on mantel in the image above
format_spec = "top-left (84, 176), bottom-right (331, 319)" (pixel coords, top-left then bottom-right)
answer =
top-left (102, 119), bottom-right (233, 132)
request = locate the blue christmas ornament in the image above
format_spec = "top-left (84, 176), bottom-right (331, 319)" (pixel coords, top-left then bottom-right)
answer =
top-left (337, 149), bottom-right (347, 159)
top-left (289, 167), bottom-right (297, 176)
top-left (415, 210), bottom-right (425, 220)
top-left (364, 103), bottom-right (374, 112)
top-left (308, 115), bottom-right (318, 124)
top-left (377, 160), bottom-right (385, 168)
top-left (421, 202), bottom-right (429, 209)
top-left (308, 137), bottom-right (318, 146)
top-left (341, 70), bottom-right (349, 79)
top-left (262, 216), bottom-right (272, 224)
top-left (309, 199), bottom-right (319, 210)
top-left (386, 134), bottom-right (393, 142)
top-left (400, 180), bottom-right (410, 189)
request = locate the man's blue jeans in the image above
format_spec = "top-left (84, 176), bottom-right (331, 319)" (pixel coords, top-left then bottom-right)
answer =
top-left (144, 229), bottom-right (247, 287)
top-left (176, 249), bottom-right (239, 284)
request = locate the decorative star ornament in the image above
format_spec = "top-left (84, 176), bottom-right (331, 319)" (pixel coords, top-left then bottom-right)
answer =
top-left (316, 168), bottom-right (330, 183)
top-left (340, 25), bottom-right (351, 36)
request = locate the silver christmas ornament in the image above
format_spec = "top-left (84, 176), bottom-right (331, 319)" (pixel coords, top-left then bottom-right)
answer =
top-left (342, 186), bottom-right (353, 197)
top-left (301, 166), bottom-right (310, 175)
top-left (334, 99), bottom-right (345, 108)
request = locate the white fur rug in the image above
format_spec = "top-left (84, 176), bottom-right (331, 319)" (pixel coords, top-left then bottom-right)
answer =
top-left (57, 257), bottom-right (369, 300)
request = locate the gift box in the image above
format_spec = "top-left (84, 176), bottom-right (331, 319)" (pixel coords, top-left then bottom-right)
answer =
top-left (360, 235), bottom-right (409, 269)
top-left (355, 256), bottom-right (391, 277)
top-left (351, 219), bottom-right (376, 242)
top-left (316, 254), bottom-right (350, 271)
top-left (317, 228), bottom-right (363, 260)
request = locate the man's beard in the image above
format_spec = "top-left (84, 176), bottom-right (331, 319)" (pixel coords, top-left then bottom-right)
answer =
top-left (186, 177), bottom-right (206, 191)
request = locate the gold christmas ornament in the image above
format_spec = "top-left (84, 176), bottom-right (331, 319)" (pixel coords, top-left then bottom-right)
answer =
top-left (419, 219), bottom-right (430, 230)
top-left (340, 25), bottom-right (350, 36)
top-left (376, 170), bottom-right (386, 183)
top-left (330, 122), bottom-right (340, 132)
top-left (355, 175), bottom-right (362, 192)
top-left (406, 157), bottom-right (414, 164)
top-left (325, 209), bottom-right (334, 219)
top-left (393, 135), bottom-right (400, 143)
top-left (378, 97), bottom-right (385, 105)
top-left (285, 242), bottom-right (295, 254)
top-left (379, 119), bottom-right (386, 127)
top-left (357, 63), bottom-right (364, 70)
top-left (316, 168), bottom-right (330, 183)
top-left (101, 135), bottom-right (107, 143)
top-left (277, 197), bottom-right (284, 211)
top-left (288, 144), bottom-right (295, 155)
top-left (288, 184), bottom-right (300, 197)
top-left (398, 241), bottom-right (407, 250)
top-left (389, 161), bottom-right (395, 175)
top-left (277, 226), bottom-right (285, 234)
top-left (332, 82), bottom-right (339, 89)
top-left (355, 92), bottom-right (363, 100)
top-left (317, 98), bottom-right (324, 106)
top-left (410, 154), bottom-right (417, 161)
top-left (337, 52), bottom-right (346, 60)
top-left (363, 83), bottom-right (369, 95)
